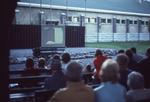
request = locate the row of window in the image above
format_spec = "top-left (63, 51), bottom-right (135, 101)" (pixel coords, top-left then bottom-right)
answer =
top-left (65, 16), bottom-right (149, 25)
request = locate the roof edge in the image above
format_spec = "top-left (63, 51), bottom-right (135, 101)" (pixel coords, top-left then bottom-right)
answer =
top-left (17, 2), bottom-right (150, 17)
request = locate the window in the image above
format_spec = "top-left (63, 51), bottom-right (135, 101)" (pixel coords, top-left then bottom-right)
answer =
top-left (121, 20), bottom-right (126, 24)
top-left (134, 20), bottom-right (137, 24)
top-left (129, 20), bottom-right (133, 24)
top-left (116, 19), bottom-right (120, 24)
top-left (88, 18), bottom-right (90, 23)
top-left (101, 18), bottom-right (106, 23)
top-left (67, 16), bottom-right (72, 22)
top-left (77, 17), bottom-right (80, 22)
top-left (74, 17), bottom-right (80, 22)
top-left (90, 18), bottom-right (96, 23)
top-left (94, 18), bottom-right (97, 23)
top-left (145, 21), bottom-right (149, 25)
top-left (107, 19), bottom-right (112, 23)
top-left (141, 21), bottom-right (144, 25)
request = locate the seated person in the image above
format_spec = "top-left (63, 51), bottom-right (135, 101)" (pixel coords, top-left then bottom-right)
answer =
top-left (136, 48), bottom-right (150, 88)
top-left (82, 64), bottom-right (94, 84)
top-left (127, 71), bottom-right (150, 102)
top-left (44, 59), bottom-right (66, 90)
top-left (38, 57), bottom-right (48, 69)
top-left (19, 58), bottom-right (40, 87)
top-left (94, 59), bottom-right (126, 102)
top-left (49, 61), bottom-right (95, 102)
top-left (93, 49), bottom-right (107, 83)
top-left (52, 54), bottom-right (61, 61)
top-left (130, 47), bottom-right (143, 63)
top-left (61, 52), bottom-right (71, 74)
top-left (125, 49), bottom-right (137, 69)
top-left (116, 54), bottom-right (132, 90)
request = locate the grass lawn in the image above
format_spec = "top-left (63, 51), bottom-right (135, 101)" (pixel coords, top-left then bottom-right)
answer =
top-left (86, 41), bottom-right (150, 54)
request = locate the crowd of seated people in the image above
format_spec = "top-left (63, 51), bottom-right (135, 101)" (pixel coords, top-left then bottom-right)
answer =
top-left (19, 58), bottom-right (40, 87)
top-left (49, 61), bottom-right (95, 102)
top-left (13, 47), bottom-right (150, 102)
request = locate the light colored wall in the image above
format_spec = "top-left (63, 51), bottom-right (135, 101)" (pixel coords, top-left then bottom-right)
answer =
top-left (15, 7), bottom-right (150, 42)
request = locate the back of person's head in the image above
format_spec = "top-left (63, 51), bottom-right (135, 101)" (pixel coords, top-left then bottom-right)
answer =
top-left (25, 58), bottom-right (34, 69)
top-left (95, 49), bottom-right (102, 57)
top-left (38, 57), bottom-right (46, 68)
top-left (131, 47), bottom-right (136, 54)
top-left (52, 54), bottom-right (61, 61)
top-left (146, 47), bottom-right (150, 57)
top-left (118, 49), bottom-right (125, 54)
top-left (125, 49), bottom-right (133, 59)
top-left (100, 59), bottom-right (120, 83)
top-left (62, 52), bottom-right (71, 64)
top-left (86, 64), bottom-right (92, 72)
top-left (116, 54), bottom-right (129, 70)
top-left (127, 71), bottom-right (144, 90)
top-left (50, 59), bottom-right (62, 71)
top-left (66, 61), bottom-right (82, 82)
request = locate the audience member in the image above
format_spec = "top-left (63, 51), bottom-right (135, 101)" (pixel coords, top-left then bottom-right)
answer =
top-left (125, 49), bottom-right (137, 69)
top-left (44, 59), bottom-right (66, 90)
top-left (130, 47), bottom-right (143, 63)
top-left (61, 52), bottom-right (71, 74)
top-left (49, 61), bottom-right (95, 102)
top-left (93, 49), bottom-right (107, 82)
top-left (19, 58), bottom-right (40, 87)
top-left (82, 64), bottom-right (94, 84)
top-left (116, 54), bottom-right (132, 89)
top-left (127, 71), bottom-right (150, 102)
top-left (136, 48), bottom-right (150, 88)
top-left (52, 54), bottom-right (61, 61)
top-left (22, 58), bottom-right (39, 76)
top-left (118, 49), bottom-right (125, 54)
top-left (38, 57), bottom-right (47, 69)
top-left (94, 59), bottom-right (126, 102)
top-left (47, 54), bottom-right (61, 69)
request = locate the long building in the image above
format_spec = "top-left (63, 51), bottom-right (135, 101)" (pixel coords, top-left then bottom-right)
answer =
top-left (14, 0), bottom-right (150, 42)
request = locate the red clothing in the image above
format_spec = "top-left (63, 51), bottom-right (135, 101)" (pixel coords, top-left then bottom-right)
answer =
top-left (94, 55), bottom-right (107, 80)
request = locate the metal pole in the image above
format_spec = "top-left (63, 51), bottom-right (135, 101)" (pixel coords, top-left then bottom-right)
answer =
top-left (29, 0), bottom-right (31, 24)
top-left (65, 0), bottom-right (68, 25)
top-left (85, 0), bottom-right (87, 17)
top-left (50, 0), bottom-right (52, 22)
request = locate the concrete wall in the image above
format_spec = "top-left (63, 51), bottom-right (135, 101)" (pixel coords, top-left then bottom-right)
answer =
top-left (15, 6), bottom-right (150, 42)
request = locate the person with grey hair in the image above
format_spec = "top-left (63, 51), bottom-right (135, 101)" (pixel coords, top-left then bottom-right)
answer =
top-left (44, 59), bottom-right (66, 90)
top-left (94, 59), bottom-right (126, 102)
top-left (49, 61), bottom-right (95, 102)
top-left (127, 71), bottom-right (150, 102)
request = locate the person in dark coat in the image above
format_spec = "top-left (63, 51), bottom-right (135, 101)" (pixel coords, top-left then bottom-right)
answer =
top-left (44, 59), bottom-right (66, 90)
top-left (136, 48), bottom-right (150, 88)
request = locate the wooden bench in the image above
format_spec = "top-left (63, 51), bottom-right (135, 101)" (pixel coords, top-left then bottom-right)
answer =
top-left (10, 69), bottom-right (51, 75)
top-left (10, 75), bottom-right (51, 83)
top-left (9, 75), bottom-right (51, 94)
top-left (10, 92), bottom-right (34, 102)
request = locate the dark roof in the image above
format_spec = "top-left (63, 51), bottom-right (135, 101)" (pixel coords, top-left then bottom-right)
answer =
top-left (20, 0), bottom-right (150, 14)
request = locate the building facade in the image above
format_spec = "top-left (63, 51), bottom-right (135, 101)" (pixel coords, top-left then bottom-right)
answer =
top-left (14, 0), bottom-right (150, 42)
